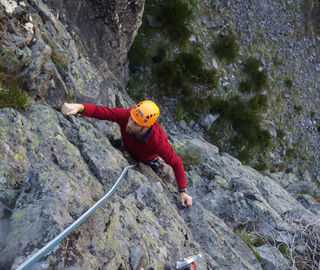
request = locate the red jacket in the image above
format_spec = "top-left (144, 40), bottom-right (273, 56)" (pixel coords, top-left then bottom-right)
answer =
top-left (80, 103), bottom-right (187, 189)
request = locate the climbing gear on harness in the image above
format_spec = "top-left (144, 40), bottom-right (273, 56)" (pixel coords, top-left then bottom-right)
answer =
top-left (146, 156), bottom-right (174, 183)
top-left (16, 164), bottom-right (137, 270)
top-left (176, 254), bottom-right (201, 269)
top-left (148, 156), bottom-right (167, 176)
top-left (130, 100), bottom-right (160, 126)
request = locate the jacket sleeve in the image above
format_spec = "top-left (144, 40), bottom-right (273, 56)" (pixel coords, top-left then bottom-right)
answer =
top-left (157, 140), bottom-right (187, 190)
top-left (80, 103), bottom-right (129, 124)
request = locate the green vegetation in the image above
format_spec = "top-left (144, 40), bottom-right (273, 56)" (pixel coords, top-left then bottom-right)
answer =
top-left (284, 78), bottom-right (293, 88)
top-left (153, 51), bottom-right (218, 121)
top-left (50, 44), bottom-right (68, 68)
top-left (206, 96), bottom-right (271, 162)
top-left (211, 31), bottom-right (239, 63)
top-left (128, 34), bottom-right (150, 67)
top-left (276, 128), bottom-right (285, 139)
top-left (248, 94), bottom-right (268, 112)
top-left (155, 51), bottom-right (217, 96)
top-left (239, 57), bottom-right (268, 93)
top-left (42, 33), bottom-right (68, 68)
top-left (126, 74), bottom-right (146, 101)
top-left (235, 229), bottom-right (266, 269)
top-left (272, 54), bottom-right (283, 68)
top-left (0, 73), bottom-right (29, 109)
top-left (189, 0), bottom-right (198, 6)
top-left (278, 243), bottom-right (290, 258)
top-left (155, 0), bottom-right (192, 45)
top-left (12, 208), bottom-right (25, 223)
top-left (294, 105), bottom-right (302, 113)
top-left (127, 0), bottom-right (271, 167)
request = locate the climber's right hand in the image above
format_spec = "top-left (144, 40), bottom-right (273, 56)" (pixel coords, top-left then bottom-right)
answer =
top-left (61, 103), bottom-right (84, 116)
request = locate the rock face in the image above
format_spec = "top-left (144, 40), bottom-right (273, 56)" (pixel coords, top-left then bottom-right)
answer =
top-left (44, 0), bottom-right (145, 82)
top-left (0, 0), bottom-right (142, 108)
top-left (0, 1), bottom-right (320, 270)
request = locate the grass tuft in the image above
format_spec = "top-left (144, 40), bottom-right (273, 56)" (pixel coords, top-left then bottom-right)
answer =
top-left (212, 31), bottom-right (239, 63)
top-left (0, 73), bottom-right (29, 109)
top-left (155, 0), bottom-right (192, 45)
top-left (239, 57), bottom-right (268, 93)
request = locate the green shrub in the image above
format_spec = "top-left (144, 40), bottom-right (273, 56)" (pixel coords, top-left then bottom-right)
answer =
top-left (212, 31), bottom-right (239, 63)
top-left (239, 79), bottom-right (256, 93)
top-left (154, 60), bottom-right (181, 96)
top-left (174, 103), bottom-right (185, 122)
top-left (155, 51), bottom-right (218, 120)
top-left (189, 0), bottom-right (198, 6)
top-left (207, 96), bottom-right (271, 162)
top-left (278, 243), bottom-right (290, 258)
top-left (248, 95), bottom-right (268, 111)
top-left (276, 129), bottom-right (285, 139)
top-left (175, 52), bottom-right (217, 87)
top-left (294, 105), bottom-right (302, 113)
top-left (284, 78), bottom-right (293, 88)
top-left (235, 229), bottom-right (266, 268)
top-left (155, 51), bottom-right (217, 98)
top-left (182, 95), bottom-right (212, 116)
top-left (128, 34), bottom-right (149, 66)
top-left (240, 57), bottom-right (268, 93)
top-left (0, 73), bottom-right (28, 109)
top-left (155, 0), bottom-right (192, 45)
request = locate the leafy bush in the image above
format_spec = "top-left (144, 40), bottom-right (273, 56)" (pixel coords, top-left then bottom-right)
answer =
top-left (0, 73), bottom-right (28, 109)
top-left (206, 96), bottom-right (271, 162)
top-left (294, 105), bottom-right (302, 113)
top-left (155, 0), bottom-right (192, 45)
top-left (248, 94), bottom-right (268, 111)
top-left (239, 79), bottom-right (256, 93)
top-left (155, 52), bottom-right (217, 119)
top-left (155, 52), bottom-right (217, 97)
top-left (284, 78), bottom-right (293, 88)
top-left (240, 57), bottom-right (268, 93)
top-left (212, 31), bottom-right (239, 63)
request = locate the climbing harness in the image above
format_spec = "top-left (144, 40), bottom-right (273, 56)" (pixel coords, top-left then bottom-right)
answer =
top-left (16, 164), bottom-right (137, 270)
top-left (176, 254), bottom-right (202, 270)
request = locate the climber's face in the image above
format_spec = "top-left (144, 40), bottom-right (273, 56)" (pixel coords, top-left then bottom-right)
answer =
top-left (126, 116), bottom-right (147, 135)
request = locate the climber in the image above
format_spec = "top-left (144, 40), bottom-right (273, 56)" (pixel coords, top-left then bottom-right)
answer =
top-left (61, 100), bottom-right (193, 207)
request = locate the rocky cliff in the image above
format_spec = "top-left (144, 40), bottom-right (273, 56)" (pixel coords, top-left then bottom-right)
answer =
top-left (0, 1), bottom-right (320, 270)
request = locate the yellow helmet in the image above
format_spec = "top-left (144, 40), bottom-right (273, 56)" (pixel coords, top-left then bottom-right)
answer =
top-left (130, 100), bottom-right (160, 126)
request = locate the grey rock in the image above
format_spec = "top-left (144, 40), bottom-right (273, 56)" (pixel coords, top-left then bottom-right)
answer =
top-left (189, 34), bottom-right (197, 42)
top-left (269, 127), bottom-right (277, 137)
top-left (295, 194), bottom-right (320, 215)
top-left (201, 113), bottom-right (220, 130)
top-left (286, 181), bottom-right (316, 195)
top-left (268, 172), bottom-right (299, 188)
top-left (1, 1), bottom-right (320, 269)
top-left (179, 120), bottom-right (188, 130)
top-left (146, 15), bottom-right (161, 28)
top-left (222, 81), bottom-right (230, 87)
top-left (255, 244), bottom-right (296, 270)
top-left (211, 58), bottom-right (218, 69)
top-left (303, 170), bottom-right (312, 182)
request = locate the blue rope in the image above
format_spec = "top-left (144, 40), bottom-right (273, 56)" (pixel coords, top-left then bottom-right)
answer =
top-left (16, 164), bottom-right (137, 270)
